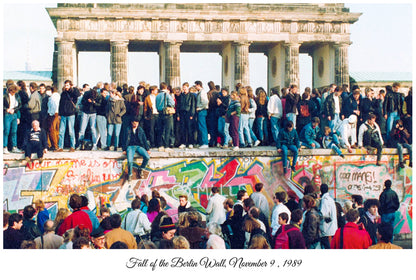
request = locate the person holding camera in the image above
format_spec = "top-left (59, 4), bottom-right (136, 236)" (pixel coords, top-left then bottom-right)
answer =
top-left (319, 184), bottom-right (338, 249)
top-left (388, 119), bottom-right (412, 169)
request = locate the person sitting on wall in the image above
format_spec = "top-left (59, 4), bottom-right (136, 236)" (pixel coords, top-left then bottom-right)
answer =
top-left (123, 117), bottom-right (151, 182)
top-left (299, 117), bottom-right (321, 149)
top-left (276, 120), bottom-right (301, 174)
top-left (357, 113), bottom-right (384, 166)
top-left (22, 120), bottom-right (48, 163)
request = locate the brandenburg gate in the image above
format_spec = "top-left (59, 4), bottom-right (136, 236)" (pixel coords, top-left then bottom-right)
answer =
top-left (47, 3), bottom-right (361, 91)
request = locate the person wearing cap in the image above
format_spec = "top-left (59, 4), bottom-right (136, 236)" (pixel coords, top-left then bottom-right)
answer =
top-left (91, 227), bottom-right (106, 249)
top-left (337, 114), bottom-right (358, 153)
top-left (123, 117), bottom-right (151, 181)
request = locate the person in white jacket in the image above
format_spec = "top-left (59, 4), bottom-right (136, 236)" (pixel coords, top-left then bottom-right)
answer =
top-left (337, 114), bottom-right (357, 153)
top-left (319, 184), bottom-right (338, 249)
top-left (267, 88), bottom-right (283, 144)
top-left (206, 186), bottom-right (227, 224)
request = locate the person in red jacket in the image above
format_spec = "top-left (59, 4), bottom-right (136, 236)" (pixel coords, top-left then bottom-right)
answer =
top-left (57, 194), bottom-right (92, 236)
top-left (330, 208), bottom-right (372, 249)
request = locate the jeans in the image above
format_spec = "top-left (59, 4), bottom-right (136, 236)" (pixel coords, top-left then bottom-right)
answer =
top-left (218, 116), bottom-right (231, 146)
top-left (207, 111), bottom-right (218, 146)
top-left (329, 113), bottom-right (341, 132)
top-left (386, 111), bottom-right (400, 141)
top-left (319, 236), bottom-right (331, 249)
top-left (197, 109), bottom-right (208, 145)
top-left (301, 140), bottom-right (321, 149)
top-left (270, 116), bottom-right (280, 144)
top-left (58, 115), bottom-right (75, 149)
top-left (229, 115), bottom-right (240, 147)
top-left (248, 118), bottom-right (258, 143)
top-left (238, 113), bottom-right (252, 146)
top-left (107, 123), bottom-right (122, 148)
top-left (179, 111), bottom-right (194, 146)
top-left (286, 112), bottom-right (296, 129)
top-left (3, 113), bottom-right (18, 148)
top-left (78, 112), bottom-right (97, 145)
top-left (159, 114), bottom-right (174, 147)
top-left (280, 144), bottom-right (298, 169)
top-left (255, 117), bottom-right (268, 143)
top-left (96, 115), bottom-right (107, 149)
top-left (397, 143), bottom-right (412, 163)
top-left (381, 212), bottom-right (396, 242)
top-left (126, 146), bottom-right (150, 176)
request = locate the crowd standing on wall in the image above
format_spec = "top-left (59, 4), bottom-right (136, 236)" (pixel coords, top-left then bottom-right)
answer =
top-left (3, 79), bottom-right (411, 249)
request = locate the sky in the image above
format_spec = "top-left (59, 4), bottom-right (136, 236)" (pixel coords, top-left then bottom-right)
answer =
top-left (1, 1), bottom-right (414, 91)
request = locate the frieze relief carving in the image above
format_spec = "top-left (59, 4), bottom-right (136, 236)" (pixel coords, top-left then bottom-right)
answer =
top-left (63, 18), bottom-right (346, 35)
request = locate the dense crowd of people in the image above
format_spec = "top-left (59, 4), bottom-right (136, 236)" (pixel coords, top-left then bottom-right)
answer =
top-left (3, 180), bottom-right (402, 249)
top-left (3, 79), bottom-right (412, 170)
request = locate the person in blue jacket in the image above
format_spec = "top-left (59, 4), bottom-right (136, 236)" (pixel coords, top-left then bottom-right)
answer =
top-left (276, 120), bottom-right (301, 173)
top-left (299, 117), bottom-right (321, 149)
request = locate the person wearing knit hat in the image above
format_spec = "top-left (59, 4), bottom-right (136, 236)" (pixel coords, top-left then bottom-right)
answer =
top-left (153, 216), bottom-right (177, 248)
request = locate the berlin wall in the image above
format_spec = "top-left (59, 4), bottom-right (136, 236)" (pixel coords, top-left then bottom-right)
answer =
top-left (3, 148), bottom-right (412, 237)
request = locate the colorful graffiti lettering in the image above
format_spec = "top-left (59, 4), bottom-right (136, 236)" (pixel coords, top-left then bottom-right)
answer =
top-left (3, 152), bottom-right (412, 236)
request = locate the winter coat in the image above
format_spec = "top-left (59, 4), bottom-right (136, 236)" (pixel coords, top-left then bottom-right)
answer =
top-left (379, 188), bottom-right (400, 215)
top-left (276, 127), bottom-right (300, 149)
top-left (299, 123), bottom-right (321, 146)
top-left (58, 87), bottom-right (80, 116)
top-left (330, 222), bottom-right (372, 249)
top-left (106, 96), bottom-right (126, 124)
top-left (302, 208), bottom-right (321, 247)
top-left (319, 193), bottom-right (338, 237)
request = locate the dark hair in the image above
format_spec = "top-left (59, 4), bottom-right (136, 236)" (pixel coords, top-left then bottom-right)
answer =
top-left (69, 194), bottom-right (82, 210)
top-left (211, 186), bottom-right (220, 194)
top-left (237, 189), bottom-right (247, 200)
top-left (304, 184), bottom-right (316, 196)
top-left (233, 204), bottom-right (244, 219)
top-left (23, 205), bottom-right (37, 219)
top-left (72, 237), bottom-right (90, 249)
top-left (160, 82), bottom-right (168, 90)
top-left (249, 207), bottom-right (260, 219)
top-left (320, 184), bottom-right (329, 194)
top-left (132, 198), bottom-right (141, 210)
top-left (364, 199), bottom-right (380, 211)
top-left (110, 214), bottom-right (122, 228)
top-left (285, 120), bottom-right (294, 129)
top-left (194, 80), bottom-right (202, 87)
top-left (254, 183), bottom-right (264, 192)
top-left (278, 212), bottom-right (289, 223)
top-left (3, 212), bottom-right (11, 228)
top-left (110, 241), bottom-right (128, 249)
top-left (368, 113), bottom-right (376, 120)
top-left (384, 180), bottom-right (392, 189)
top-left (148, 198), bottom-right (161, 213)
top-left (303, 195), bottom-right (316, 209)
top-left (291, 209), bottom-right (303, 223)
top-left (345, 209), bottom-right (360, 223)
top-left (100, 217), bottom-right (112, 231)
top-left (140, 194), bottom-right (149, 206)
top-left (377, 222), bottom-right (394, 243)
top-left (159, 239), bottom-right (174, 249)
top-left (351, 194), bottom-right (363, 205)
top-left (243, 198), bottom-right (255, 209)
top-left (208, 81), bottom-right (215, 90)
top-left (80, 195), bottom-right (89, 207)
top-left (64, 80), bottom-right (73, 86)
top-left (8, 213), bottom-right (23, 227)
top-left (274, 192), bottom-right (286, 203)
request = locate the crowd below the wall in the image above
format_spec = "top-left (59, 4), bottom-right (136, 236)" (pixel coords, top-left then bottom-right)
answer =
top-left (3, 179), bottom-right (403, 249)
top-left (3, 79), bottom-right (413, 172)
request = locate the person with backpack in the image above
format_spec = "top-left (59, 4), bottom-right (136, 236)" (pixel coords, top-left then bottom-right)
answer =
top-left (358, 113), bottom-right (384, 166)
top-left (296, 89), bottom-right (316, 134)
top-left (273, 209), bottom-right (306, 249)
top-left (270, 192), bottom-right (291, 236)
top-left (299, 117), bottom-right (321, 149)
top-left (121, 198), bottom-right (151, 245)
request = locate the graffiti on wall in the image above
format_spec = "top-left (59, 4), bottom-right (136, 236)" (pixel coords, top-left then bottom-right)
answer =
top-left (3, 153), bottom-right (412, 235)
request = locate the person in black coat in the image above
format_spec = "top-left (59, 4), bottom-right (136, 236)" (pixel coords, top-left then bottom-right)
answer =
top-left (123, 117), bottom-right (151, 181)
top-left (23, 120), bottom-right (48, 162)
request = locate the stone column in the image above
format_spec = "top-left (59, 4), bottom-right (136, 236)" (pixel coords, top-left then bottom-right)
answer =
top-left (334, 43), bottom-right (350, 86)
top-left (163, 41), bottom-right (182, 89)
top-left (56, 39), bottom-right (75, 91)
top-left (284, 43), bottom-right (300, 87)
top-left (267, 43), bottom-right (285, 95)
top-left (52, 38), bottom-right (58, 86)
top-left (234, 41), bottom-right (250, 87)
top-left (110, 40), bottom-right (129, 87)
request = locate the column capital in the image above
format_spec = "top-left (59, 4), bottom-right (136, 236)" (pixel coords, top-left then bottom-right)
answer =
top-left (333, 41), bottom-right (352, 47)
top-left (232, 41), bottom-right (251, 47)
top-left (163, 40), bottom-right (183, 46)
